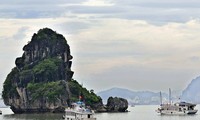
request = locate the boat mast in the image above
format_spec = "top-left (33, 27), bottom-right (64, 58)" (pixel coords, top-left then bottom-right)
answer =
top-left (169, 88), bottom-right (171, 104)
top-left (160, 91), bottom-right (162, 106)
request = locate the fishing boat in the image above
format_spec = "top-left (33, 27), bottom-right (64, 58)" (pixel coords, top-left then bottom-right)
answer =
top-left (63, 101), bottom-right (96, 120)
top-left (156, 89), bottom-right (198, 115)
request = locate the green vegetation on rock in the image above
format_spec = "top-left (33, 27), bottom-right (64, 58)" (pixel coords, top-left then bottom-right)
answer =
top-left (33, 59), bottom-right (58, 74)
top-left (33, 58), bottom-right (62, 82)
top-left (69, 79), bottom-right (102, 108)
top-left (2, 67), bottom-right (19, 100)
top-left (27, 81), bottom-right (65, 103)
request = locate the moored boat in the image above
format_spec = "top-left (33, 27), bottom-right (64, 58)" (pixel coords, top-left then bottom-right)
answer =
top-left (156, 102), bottom-right (198, 115)
top-left (156, 89), bottom-right (198, 115)
top-left (63, 101), bottom-right (96, 120)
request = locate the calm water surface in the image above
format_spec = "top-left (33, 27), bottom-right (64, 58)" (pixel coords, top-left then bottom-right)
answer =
top-left (0, 105), bottom-right (200, 120)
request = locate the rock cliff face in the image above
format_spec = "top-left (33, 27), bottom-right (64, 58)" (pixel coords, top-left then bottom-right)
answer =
top-left (106, 97), bottom-right (128, 112)
top-left (2, 28), bottom-right (74, 113)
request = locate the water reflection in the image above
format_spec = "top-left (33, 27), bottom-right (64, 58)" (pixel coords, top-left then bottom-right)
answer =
top-left (3, 113), bottom-right (64, 120)
top-left (0, 105), bottom-right (200, 120)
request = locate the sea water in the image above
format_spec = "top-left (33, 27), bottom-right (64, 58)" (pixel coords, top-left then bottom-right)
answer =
top-left (0, 105), bottom-right (200, 120)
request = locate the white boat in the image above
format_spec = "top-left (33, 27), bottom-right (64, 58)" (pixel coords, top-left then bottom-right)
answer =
top-left (156, 102), bottom-right (198, 115)
top-left (156, 89), bottom-right (198, 115)
top-left (63, 101), bottom-right (96, 120)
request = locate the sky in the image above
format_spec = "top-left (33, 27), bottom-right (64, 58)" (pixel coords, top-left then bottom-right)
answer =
top-left (1, 0), bottom-right (200, 93)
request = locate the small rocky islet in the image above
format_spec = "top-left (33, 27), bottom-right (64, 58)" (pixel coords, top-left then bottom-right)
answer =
top-left (2, 28), bottom-right (128, 113)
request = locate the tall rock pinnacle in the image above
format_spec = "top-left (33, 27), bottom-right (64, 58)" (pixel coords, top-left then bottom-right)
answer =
top-left (2, 28), bottom-right (74, 113)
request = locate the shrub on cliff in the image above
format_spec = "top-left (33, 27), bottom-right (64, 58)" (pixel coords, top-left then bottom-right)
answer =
top-left (69, 79), bottom-right (102, 108)
top-left (27, 81), bottom-right (66, 103)
top-left (32, 58), bottom-right (62, 82)
top-left (2, 67), bottom-right (19, 101)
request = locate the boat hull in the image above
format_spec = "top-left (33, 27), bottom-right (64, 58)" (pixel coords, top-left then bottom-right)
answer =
top-left (187, 110), bottom-right (198, 114)
top-left (64, 109), bottom-right (96, 120)
top-left (157, 110), bottom-right (198, 115)
top-left (63, 117), bottom-right (96, 120)
top-left (81, 118), bottom-right (96, 120)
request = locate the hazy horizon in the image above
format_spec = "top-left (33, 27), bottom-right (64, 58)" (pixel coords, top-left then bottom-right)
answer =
top-left (1, 0), bottom-right (200, 93)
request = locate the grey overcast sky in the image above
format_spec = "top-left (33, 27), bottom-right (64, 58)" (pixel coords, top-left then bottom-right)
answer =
top-left (1, 0), bottom-right (200, 93)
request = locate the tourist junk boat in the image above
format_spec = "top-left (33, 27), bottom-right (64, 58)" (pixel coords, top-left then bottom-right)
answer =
top-left (63, 101), bottom-right (96, 120)
top-left (156, 89), bottom-right (198, 115)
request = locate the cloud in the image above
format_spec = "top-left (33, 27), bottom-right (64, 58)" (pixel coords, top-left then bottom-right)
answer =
top-left (12, 27), bottom-right (29, 40)
top-left (111, 0), bottom-right (200, 7)
top-left (0, 0), bottom-right (84, 5)
top-left (0, 4), bottom-right (65, 18)
top-left (56, 21), bottom-right (93, 34)
top-left (66, 18), bottom-right (200, 91)
top-left (0, 0), bottom-right (115, 19)
top-left (1, 0), bottom-right (200, 25)
top-left (82, 0), bottom-right (114, 6)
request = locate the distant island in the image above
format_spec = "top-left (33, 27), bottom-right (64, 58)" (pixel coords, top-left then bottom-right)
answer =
top-left (98, 77), bottom-right (200, 105)
top-left (181, 76), bottom-right (200, 104)
top-left (98, 87), bottom-right (168, 105)
top-left (2, 28), bottom-right (128, 113)
top-left (97, 87), bottom-right (182, 105)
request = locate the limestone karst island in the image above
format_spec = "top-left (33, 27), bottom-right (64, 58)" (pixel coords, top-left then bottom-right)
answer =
top-left (2, 28), bottom-right (128, 114)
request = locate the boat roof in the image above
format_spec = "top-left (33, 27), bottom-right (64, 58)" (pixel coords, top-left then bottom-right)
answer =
top-left (76, 101), bottom-right (84, 104)
top-left (178, 102), bottom-right (196, 106)
top-left (71, 101), bottom-right (85, 106)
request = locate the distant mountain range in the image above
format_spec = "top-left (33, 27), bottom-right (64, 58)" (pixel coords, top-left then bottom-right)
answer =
top-left (181, 76), bottom-right (200, 104)
top-left (97, 87), bottom-right (169, 105)
top-left (97, 75), bottom-right (200, 105)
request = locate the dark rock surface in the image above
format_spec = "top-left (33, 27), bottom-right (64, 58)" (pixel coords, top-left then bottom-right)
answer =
top-left (2, 28), bottom-right (73, 113)
top-left (106, 97), bottom-right (128, 112)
